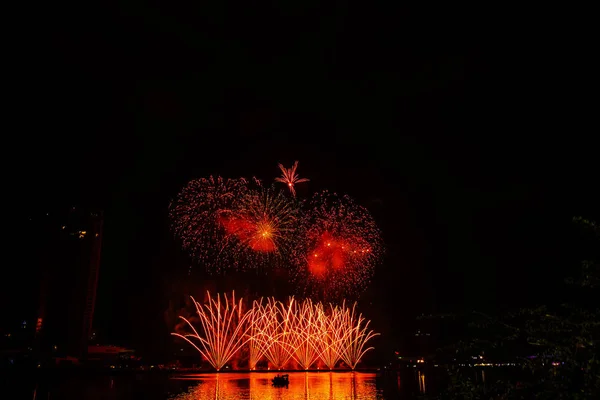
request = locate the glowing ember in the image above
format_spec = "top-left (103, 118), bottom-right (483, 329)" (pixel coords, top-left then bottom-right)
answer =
top-left (293, 191), bottom-right (384, 301)
top-left (172, 292), bottom-right (379, 370)
top-left (170, 178), bottom-right (302, 272)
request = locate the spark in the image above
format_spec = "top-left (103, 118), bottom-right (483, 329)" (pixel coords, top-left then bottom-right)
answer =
top-left (292, 191), bottom-right (384, 302)
top-left (275, 161), bottom-right (309, 197)
top-left (247, 298), bottom-right (272, 370)
top-left (288, 299), bottom-right (323, 370)
top-left (169, 176), bottom-right (251, 272)
top-left (337, 302), bottom-right (379, 370)
top-left (219, 186), bottom-right (302, 267)
top-left (170, 170), bottom-right (383, 284)
top-left (316, 303), bottom-right (347, 369)
top-left (170, 178), bottom-right (302, 272)
top-left (172, 293), bottom-right (378, 371)
top-left (171, 291), bottom-right (254, 371)
top-left (258, 297), bottom-right (297, 369)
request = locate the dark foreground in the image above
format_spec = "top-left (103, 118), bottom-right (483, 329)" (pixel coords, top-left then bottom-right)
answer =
top-left (3, 370), bottom-right (452, 399)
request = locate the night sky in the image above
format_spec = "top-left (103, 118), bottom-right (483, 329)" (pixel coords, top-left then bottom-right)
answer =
top-left (8, 3), bottom-right (598, 359)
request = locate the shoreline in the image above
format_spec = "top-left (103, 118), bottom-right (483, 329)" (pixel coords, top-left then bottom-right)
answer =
top-left (0, 366), bottom-right (382, 375)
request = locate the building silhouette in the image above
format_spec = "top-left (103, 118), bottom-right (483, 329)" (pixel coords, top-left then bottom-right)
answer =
top-left (33, 207), bottom-right (103, 360)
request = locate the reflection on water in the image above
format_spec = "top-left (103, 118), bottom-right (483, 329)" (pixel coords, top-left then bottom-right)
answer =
top-left (417, 371), bottom-right (426, 394)
top-left (20, 369), bottom-right (444, 399)
top-left (171, 372), bottom-right (380, 400)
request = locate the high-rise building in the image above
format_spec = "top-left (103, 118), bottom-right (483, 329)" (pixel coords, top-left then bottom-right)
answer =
top-left (32, 207), bottom-right (104, 360)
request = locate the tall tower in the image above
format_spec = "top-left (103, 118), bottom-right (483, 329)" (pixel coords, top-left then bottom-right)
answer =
top-left (34, 207), bottom-right (104, 361)
top-left (80, 211), bottom-right (103, 359)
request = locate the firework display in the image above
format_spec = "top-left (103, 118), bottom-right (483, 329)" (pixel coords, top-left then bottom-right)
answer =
top-left (256, 298), bottom-right (297, 369)
top-left (172, 292), bottom-right (379, 370)
top-left (170, 162), bottom-right (384, 359)
top-left (170, 177), bottom-right (302, 272)
top-left (288, 298), bottom-right (324, 370)
top-left (220, 186), bottom-right (302, 264)
top-left (171, 292), bottom-right (254, 371)
top-left (169, 176), bottom-right (250, 272)
top-left (293, 191), bottom-right (384, 300)
top-left (316, 303), bottom-right (347, 369)
top-left (170, 162), bottom-right (383, 300)
top-left (275, 161), bottom-right (309, 197)
top-left (336, 302), bottom-right (379, 370)
top-left (247, 298), bottom-right (271, 370)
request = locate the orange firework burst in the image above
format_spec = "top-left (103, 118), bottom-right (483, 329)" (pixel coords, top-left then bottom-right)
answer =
top-left (293, 191), bottom-right (383, 301)
top-left (275, 161), bottom-right (309, 197)
top-left (172, 293), bottom-right (378, 371)
top-left (219, 186), bottom-right (302, 268)
top-left (170, 178), bottom-right (302, 272)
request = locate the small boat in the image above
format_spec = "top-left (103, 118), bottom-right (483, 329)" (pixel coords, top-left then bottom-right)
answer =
top-left (272, 374), bottom-right (289, 386)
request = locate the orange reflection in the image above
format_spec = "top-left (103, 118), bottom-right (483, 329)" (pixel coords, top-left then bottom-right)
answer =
top-left (171, 372), bottom-right (377, 400)
top-left (418, 371), bottom-right (426, 394)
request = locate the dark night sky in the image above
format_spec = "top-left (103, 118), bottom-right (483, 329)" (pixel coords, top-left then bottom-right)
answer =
top-left (7, 3), bottom-right (598, 357)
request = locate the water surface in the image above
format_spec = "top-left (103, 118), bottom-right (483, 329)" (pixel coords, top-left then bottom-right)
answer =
top-left (172, 372), bottom-right (380, 399)
top-left (20, 370), bottom-right (442, 399)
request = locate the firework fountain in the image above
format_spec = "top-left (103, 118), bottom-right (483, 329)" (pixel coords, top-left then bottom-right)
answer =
top-left (171, 292), bottom-right (254, 371)
top-left (172, 292), bottom-right (379, 370)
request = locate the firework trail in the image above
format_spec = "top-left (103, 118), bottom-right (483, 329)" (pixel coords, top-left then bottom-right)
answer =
top-left (247, 298), bottom-right (272, 370)
top-left (316, 303), bottom-right (346, 369)
top-left (258, 298), bottom-right (297, 369)
top-left (172, 293), bottom-right (378, 371)
top-left (275, 161), bottom-right (309, 197)
top-left (293, 191), bottom-right (384, 301)
top-left (288, 299), bottom-right (323, 370)
top-left (337, 302), bottom-right (379, 370)
top-left (171, 291), bottom-right (253, 371)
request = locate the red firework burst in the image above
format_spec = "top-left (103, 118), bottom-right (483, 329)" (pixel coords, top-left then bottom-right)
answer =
top-left (170, 163), bottom-right (384, 287)
top-left (170, 177), bottom-right (302, 272)
top-left (169, 176), bottom-right (250, 272)
top-left (219, 215), bottom-right (277, 252)
top-left (293, 191), bottom-right (383, 301)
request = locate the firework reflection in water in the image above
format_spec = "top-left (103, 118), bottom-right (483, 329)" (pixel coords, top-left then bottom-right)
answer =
top-left (169, 372), bottom-right (377, 400)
